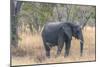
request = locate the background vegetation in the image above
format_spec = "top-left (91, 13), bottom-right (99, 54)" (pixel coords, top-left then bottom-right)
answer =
top-left (17, 2), bottom-right (95, 33)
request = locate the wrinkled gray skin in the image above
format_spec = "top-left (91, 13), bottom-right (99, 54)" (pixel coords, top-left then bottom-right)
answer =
top-left (42, 22), bottom-right (84, 58)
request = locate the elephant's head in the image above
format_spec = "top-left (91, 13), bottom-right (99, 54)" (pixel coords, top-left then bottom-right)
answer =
top-left (72, 25), bottom-right (84, 56)
top-left (62, 23), bottom-right (84, 56)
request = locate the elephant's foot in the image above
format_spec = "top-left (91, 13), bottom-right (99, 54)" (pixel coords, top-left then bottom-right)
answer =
top-left (64, 53), bottom-right (69, 57)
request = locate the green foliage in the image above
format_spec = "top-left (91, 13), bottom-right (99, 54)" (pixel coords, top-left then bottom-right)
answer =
top-left (18, 2), bottom-right (54, 32)
top-left (17, 2), bottom-right (96, 33)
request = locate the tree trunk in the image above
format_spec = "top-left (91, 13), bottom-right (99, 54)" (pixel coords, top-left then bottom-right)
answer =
top-left (11, 0), bottom-right (22, 47)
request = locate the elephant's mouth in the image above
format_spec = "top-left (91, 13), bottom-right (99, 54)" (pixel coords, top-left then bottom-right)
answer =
top-left (73, 34), bottom-right (79, 39)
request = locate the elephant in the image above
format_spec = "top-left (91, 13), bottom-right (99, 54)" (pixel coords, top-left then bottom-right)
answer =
top-left (42, 22), bottom-right (84, 58)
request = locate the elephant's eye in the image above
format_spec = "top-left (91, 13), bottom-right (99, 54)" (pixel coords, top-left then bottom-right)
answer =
top-left (76, 31), bottom-right (80, 34)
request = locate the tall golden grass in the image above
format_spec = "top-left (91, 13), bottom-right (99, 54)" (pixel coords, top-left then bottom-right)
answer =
top-left (11, 26), bottom-right (95, 66)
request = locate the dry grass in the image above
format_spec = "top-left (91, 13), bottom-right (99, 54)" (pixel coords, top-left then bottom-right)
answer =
top-left (11, 26), bottom-right (96, 66)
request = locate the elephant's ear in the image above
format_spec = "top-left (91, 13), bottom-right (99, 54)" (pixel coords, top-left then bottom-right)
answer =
top-left (62, 26), bottom-right (72, 40)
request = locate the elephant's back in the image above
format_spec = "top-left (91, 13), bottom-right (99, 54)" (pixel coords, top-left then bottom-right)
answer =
top-left (44, 22), bottom-right (62, 31)
top-left (42, 22), bottom-right (62, 44)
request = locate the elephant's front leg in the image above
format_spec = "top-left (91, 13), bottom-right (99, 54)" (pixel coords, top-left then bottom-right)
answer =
top-left (64, 39), bottom-right (71, 57)
top-left (56, 36), bottom-right (64, 57)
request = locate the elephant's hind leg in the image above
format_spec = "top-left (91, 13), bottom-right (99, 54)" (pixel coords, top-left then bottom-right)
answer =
top-left (56, 36), bottom-right (64, 57)
top-left (44, 43), bottom-right (51, 58)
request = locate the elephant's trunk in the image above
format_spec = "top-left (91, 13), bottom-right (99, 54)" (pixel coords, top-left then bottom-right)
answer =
top-left (79, 31), bottom-right (84, 56)
top-left (80, 40), bottom-right (84, 56)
